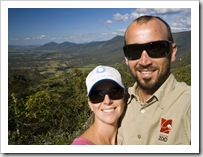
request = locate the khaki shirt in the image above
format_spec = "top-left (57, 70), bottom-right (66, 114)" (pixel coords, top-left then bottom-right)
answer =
top-left (117, 74), bottom-right (191, 145)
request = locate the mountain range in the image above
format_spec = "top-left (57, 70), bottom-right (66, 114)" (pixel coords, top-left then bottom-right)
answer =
top-left (35, 31), bottom-right (191, 54)
top-left (9, 31), bottom-right (191, 69)
top-left (37, 31), bottom-right (191, 66)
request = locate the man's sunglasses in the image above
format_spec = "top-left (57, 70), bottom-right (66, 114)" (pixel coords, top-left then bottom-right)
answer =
top-left (123, 40), bottom-right (172, 60)
top-left (89, 87), bottom-right (124, 104)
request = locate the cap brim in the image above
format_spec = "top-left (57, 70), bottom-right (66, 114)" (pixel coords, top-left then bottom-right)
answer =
top-left (88, 79), bottom-right (124, 96)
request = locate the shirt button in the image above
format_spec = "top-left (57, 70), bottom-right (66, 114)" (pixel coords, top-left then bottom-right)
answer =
top-left (138, 135), bottom-right (141, 139)
top-left (141, 109), bottom-right (145, 113)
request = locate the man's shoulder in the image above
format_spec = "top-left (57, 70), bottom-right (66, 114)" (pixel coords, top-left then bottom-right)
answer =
top-left (167, 74), bottom-right (191, 94)
top-left (175, 80), bottom-right (191, 94)
top-left (164, 77), bottom-right (191, 111)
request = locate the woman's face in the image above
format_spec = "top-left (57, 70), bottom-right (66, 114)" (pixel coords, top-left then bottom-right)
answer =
top-left (88, 80), bottom-right (125, 126)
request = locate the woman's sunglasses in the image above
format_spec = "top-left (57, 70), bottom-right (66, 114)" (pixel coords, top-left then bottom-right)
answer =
top-left (89, 87), bottom-right (124, 104)
top-left (123, 40), bottom-right (172, 60)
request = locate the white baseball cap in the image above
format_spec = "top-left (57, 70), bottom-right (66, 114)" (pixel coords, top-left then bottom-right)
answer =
top-left (86, 65), bottom-right (124, 95)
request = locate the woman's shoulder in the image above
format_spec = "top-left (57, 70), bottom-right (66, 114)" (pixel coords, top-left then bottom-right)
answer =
top-left (71, 137), bottom-right (95, 145)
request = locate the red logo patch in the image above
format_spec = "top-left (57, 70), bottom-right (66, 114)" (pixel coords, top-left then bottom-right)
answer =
top-left (160, 118), bottom-right (172, 134)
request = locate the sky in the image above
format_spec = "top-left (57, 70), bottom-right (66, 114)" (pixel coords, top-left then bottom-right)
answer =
top-left (8, 8), bottom-right (191, 46)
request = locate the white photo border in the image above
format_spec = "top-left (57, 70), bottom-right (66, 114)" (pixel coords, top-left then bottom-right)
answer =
top-left (1, 0), bottom-right (199, 154)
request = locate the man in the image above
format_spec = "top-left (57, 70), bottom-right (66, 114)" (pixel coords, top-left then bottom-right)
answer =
top-left (117, 15), bottom-right (191, 145)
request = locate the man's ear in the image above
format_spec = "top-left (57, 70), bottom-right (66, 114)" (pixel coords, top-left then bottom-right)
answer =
top-left (170, 43), bottom-right (177, 62)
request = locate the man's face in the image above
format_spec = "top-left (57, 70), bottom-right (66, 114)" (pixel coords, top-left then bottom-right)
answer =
top-left (125, 19), bottom-right (177, 92)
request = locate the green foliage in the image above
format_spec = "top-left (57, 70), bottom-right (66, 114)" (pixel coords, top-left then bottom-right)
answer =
top-left (172, 65), bottom-right (191, 85)
top-left (8, 68), bottom-right (91, 145)
top-left (8, 62), bottom-right (191, 145)
top-left (114, 62), bottom-right (135, 87)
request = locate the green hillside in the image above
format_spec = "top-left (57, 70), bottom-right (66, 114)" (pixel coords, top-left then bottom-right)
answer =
top-left (8, 31), bottom-right (191, 145)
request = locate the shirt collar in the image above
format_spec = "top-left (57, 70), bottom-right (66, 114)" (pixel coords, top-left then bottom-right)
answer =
top-left (128, 73), bottom-right (177, 109)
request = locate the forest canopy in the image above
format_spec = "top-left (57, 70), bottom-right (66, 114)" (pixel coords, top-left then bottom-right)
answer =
top-left (8, 62), bottom-right (190, 145)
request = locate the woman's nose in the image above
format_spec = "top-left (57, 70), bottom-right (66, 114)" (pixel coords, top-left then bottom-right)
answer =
top-left (103, 94), bottom-right (112, 105)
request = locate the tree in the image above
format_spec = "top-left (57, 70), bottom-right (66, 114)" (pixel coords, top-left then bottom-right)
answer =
top-left (8, 68), bottom-right (91, 144)
top-left (172, 65), bottom-right (191, 85)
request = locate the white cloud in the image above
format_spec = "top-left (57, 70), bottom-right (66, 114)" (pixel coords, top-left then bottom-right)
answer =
top-left (37, 34), bottom-right (46, 39)
top-left (105, 20), bottom-right (112, 24)
top-left (134, 8), bottom-right (183, 15)
top-left (31, 34), bottom-right (46, 40)
top-left (113, 8), bottom-right (184, 22)
top-left (126, 8), bottom-right (191, 33)
top-left (117, 28), bottom-right (126, 33)
top-left (154, 8), bottom-right (182, 14)
top-left (130, 12), bottom-right (140, 19)
top-left (111, 32), bottom-right (118, 35)
top-left (50, 37), bottom-right (57, 40)
top-left (101, 32), bottom-right (108, 36)
top-left (24, 37), bottom-right (30, 40)
top-left (114, 13), bottom-right (129, 22)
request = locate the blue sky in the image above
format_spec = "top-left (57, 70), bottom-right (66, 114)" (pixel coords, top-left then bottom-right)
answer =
top-left (8, 8), bottom-right (191, 46)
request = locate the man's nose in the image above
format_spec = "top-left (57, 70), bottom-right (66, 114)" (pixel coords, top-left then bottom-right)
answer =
top-left (138, 50), bottom-right (152, 66)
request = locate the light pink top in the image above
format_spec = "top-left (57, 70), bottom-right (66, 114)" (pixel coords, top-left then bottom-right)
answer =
top-left (71, 137), bottom-right (95, 145)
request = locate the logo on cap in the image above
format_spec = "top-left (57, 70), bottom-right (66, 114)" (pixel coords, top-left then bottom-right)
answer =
top-left (96, 66), bottom-right (105, 73)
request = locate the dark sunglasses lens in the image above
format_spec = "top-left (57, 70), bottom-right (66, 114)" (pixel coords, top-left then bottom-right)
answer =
top-left (108, 88), bottom-right (124, 100)
top-left (123, 41), bottom-right (171, 60)
top-left (89, 87), bottom-right (124, 104)
top-left (123, 46), bottom-right (141, 60)
top-left (89, 95), bottom-right (103, 103)
top-left (148, 41), bottom-right (171, 58)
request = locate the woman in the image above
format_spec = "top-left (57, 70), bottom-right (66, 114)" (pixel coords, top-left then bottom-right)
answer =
top-left (71, 65), bottom-right (125, 145)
